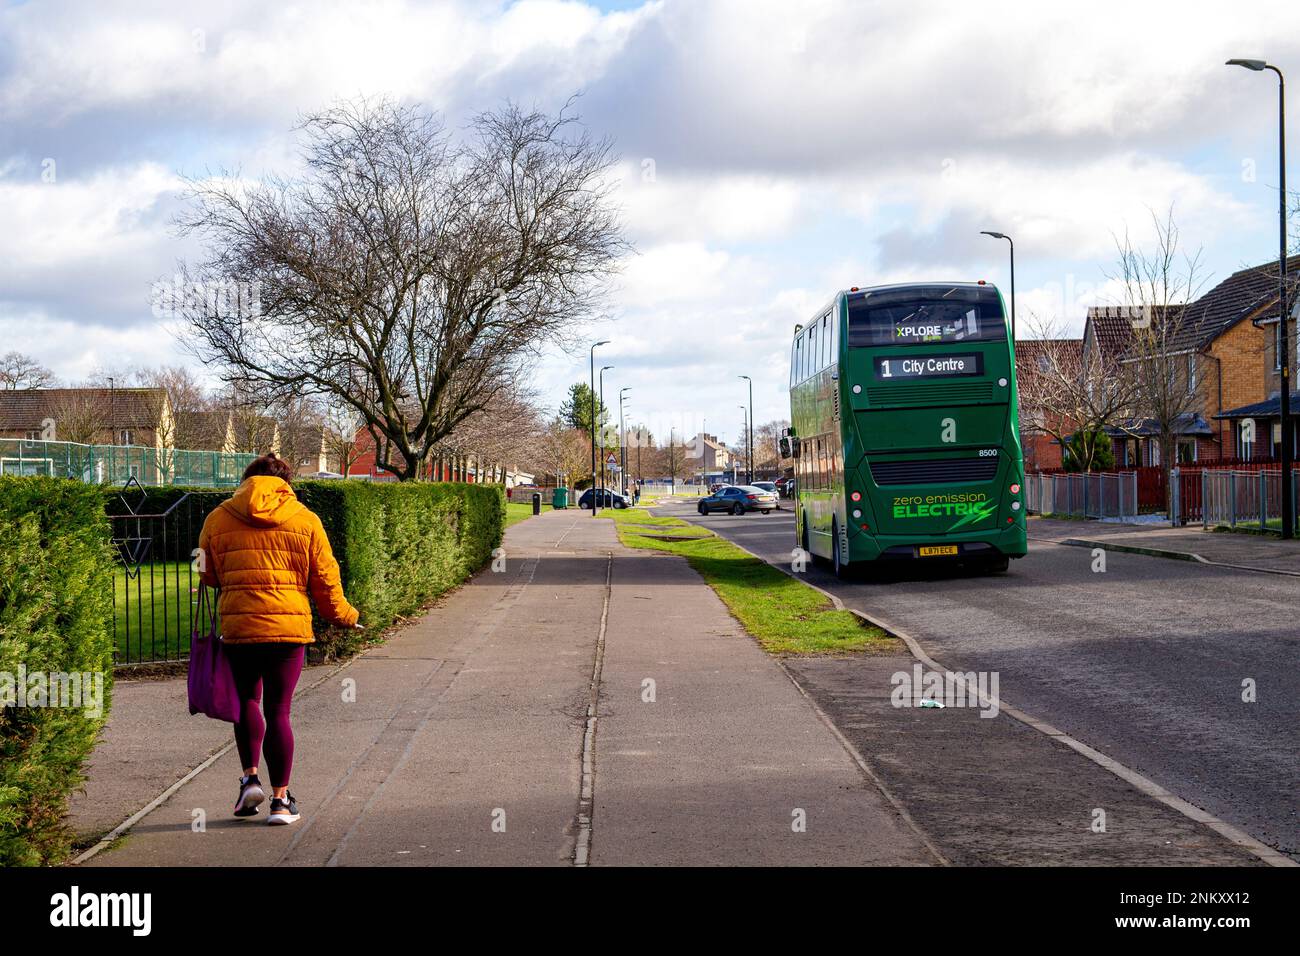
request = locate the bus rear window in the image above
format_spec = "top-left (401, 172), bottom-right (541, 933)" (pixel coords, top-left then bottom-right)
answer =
top-left (847, 286), bottom-right (1006, 347)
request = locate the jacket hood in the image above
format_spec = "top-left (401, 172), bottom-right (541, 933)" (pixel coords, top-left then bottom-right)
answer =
top-left (221, 476), bottom-right (306, 528)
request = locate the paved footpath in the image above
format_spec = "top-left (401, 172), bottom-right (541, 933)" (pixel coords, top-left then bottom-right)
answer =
top-left (1032, 517), bottom-right (1300, 574)
top-left (82, 509), bottom-right (932, 867)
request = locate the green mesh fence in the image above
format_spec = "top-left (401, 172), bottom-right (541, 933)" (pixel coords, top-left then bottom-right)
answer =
top-left (0, 438), bottom-right (255, 487)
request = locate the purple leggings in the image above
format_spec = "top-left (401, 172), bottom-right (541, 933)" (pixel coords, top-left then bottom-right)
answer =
top-left (226, 644), bottom-right (306, 789)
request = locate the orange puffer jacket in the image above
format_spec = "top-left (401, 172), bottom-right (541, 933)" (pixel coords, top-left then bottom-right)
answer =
top-left (198, 476), bottom-right (359, 644)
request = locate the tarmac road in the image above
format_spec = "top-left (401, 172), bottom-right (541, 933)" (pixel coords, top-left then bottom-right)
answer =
top-left (662, 499), bottom-right (1299, 863)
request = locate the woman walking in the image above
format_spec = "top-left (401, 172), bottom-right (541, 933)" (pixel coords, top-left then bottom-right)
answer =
top-left (198, 453), bottom-right (360, 825)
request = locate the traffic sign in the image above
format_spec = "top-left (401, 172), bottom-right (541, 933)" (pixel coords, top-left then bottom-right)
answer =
top-left (606, 453), bottom-right (618, 466)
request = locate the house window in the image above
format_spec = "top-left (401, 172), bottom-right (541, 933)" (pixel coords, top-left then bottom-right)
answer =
top-left (1237, 420), bottom-right (1255, 460)
top-left (1187, 354), bottom-right (1196, 393)
top-left (1177, 439), bottom-right (1197, 464)
top-left (119, 429), bottom-right (133, 446)
top-left (24, 429), bottom-right (42, 442)
top-left (1276, 321), bottom-right (1283, 371)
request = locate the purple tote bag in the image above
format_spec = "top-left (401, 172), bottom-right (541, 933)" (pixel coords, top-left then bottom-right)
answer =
top-left (187, 585), bottom-right (241, 723)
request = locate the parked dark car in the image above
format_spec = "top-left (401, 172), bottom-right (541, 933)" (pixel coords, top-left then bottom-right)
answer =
top-left (578, 488), bottom-right (630, 510)
top-left (775, 477), bottom-right (797, 499)
top-left (697, 485), bottom-right (779, 515)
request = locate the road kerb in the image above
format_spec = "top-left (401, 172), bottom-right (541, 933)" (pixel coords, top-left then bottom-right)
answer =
top-left (1062, 537), bottom-right (1300, 578)
top-left (721, 536), bottom-right (1298, 869)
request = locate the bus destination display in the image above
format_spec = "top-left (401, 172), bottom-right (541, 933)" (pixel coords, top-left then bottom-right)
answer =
top-left (873, 353), bottom-right (983, 380)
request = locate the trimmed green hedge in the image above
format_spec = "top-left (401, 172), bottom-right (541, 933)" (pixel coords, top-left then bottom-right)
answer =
top-left (110, 480), bottom-right (507, 659)
top-left (0, 477), bottom-right (115, 866)
top-left (292, 481), bottom-right (505, 658)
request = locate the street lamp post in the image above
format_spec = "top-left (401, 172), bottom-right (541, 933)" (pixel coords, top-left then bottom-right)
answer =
top-left (600, 365), bottom-right (613, 497)
top-left (619, 387), bottom-right (631, 496)
top-left (738, 374), bottom-right (753, 483)
top-left (979, 231), bottom-right (1015, 344)
top-left (1227, 57), bottom-right (1292, 538)
top-left (669, 426), bottom-right (677, 492)
top-left (589, 340), bottom-right (609, 515)
top-left (738, 405), bottom-right (749, 484)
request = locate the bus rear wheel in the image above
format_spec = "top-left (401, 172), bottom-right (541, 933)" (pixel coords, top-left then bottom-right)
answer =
top-left (984, 555), bottom-right (1010, 574)
top-left (831, 519), bottom-right (848, 579)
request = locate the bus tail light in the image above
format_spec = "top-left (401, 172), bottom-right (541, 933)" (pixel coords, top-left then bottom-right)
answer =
top-left (850, 491), bottom-right (861, 501)
top-left (1010, 483), bottom-right (1020, 494)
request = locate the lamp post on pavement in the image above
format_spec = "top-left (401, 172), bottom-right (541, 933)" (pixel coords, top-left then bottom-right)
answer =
top-left (1227, 57), bottom-right (1292, 538)
top-left (979, 230), bottom-right (1016, 345)
top-left (589, 341), bottom-right (609, 515)
top-left (619, 387), bottom-right (631, 496)
top-left (635, 423), bottom-right (643, 488)
top-left (738, 374), bottom-right (753, 484)
top-left (599, 365), bottom-right (614, 498)
top-left (738, 405), bottom-right (749, 485)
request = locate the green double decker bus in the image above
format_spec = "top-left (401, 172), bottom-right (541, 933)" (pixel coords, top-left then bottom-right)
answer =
top-left (783, 281), bottom-right (1027, 577)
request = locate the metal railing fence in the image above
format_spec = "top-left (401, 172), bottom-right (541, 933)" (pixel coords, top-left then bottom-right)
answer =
top-left (0, 438), bottom-right (254, 487)
top-left (1025, 471), bottom-right (1139, 519)
top-left (1194, 468), bottom-right (1300, 532)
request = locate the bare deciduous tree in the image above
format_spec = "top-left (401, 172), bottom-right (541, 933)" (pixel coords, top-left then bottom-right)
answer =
top-left (322, 396), bottom-right (366, 476)
top-left (0, 352), bottom-right (56, 390)
top-left (1108, 207), bottom-right (1208, 507)
top-left (535, 418), bottom-right (591, 489)
top-left (174, 98), bottom-right (627, 481)
top-left (661, 432), bottom-right (686, 486)
top-left (46, 391), bottom-right (109, 445)
top-left (1018, 314), bottom-right (1134, 472)
top-left (753, 419), bottom-right (789, 472)
top-left (437, 383), bottom-right (542, 483)
top-left (221, 384), bottom-right (280, 455)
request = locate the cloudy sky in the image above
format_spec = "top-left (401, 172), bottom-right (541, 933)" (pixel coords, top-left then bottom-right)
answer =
top-left (2, 0), bottom-right (1298, 448)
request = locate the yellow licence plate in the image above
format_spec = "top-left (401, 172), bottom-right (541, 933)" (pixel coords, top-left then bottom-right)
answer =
top-left (918, 545), bottom-right (958, 557)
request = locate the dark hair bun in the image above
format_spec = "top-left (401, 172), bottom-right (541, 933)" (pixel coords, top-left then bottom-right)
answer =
top-left (242, 452), bottom-right (295, 483)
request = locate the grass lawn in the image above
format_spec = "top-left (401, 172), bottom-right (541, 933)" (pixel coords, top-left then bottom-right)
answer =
top-left (599, 506), bottom-right (891, 655)
top-left (505, 501), bottom-right (539, 528)
top-left (113, 560), bottom-right (202, 662)
top-left (1212, 519), bottom-right (1296, 537)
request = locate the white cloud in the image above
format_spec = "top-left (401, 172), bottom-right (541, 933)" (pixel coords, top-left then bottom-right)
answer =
top-left (1, 0), bottom-right (1297, 433)
top-left (617, 162), bottom-right (805, 243)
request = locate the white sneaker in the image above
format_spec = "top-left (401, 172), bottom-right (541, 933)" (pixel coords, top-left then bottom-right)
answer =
top-left (266, 792), bottom-right (300, 825)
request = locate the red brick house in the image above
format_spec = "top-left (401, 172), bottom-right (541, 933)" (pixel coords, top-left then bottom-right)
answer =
top-left (1014, 338), bottom-right (1080, 471)
top-left (1082, 257), bottom-right (1297, 466)
top-left (1213, 254), bottom-right (1300, 460)
top-left (0, 387), bottom-right (171, 449)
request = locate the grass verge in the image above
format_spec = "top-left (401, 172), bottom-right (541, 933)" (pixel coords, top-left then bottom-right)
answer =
top-left (113, 560), bottom-right (198, 661)
top-left (600, 506), bottom-right (891, 655)
top-left (1211, 520), bottom-right (1297, 537)
top-left (505, 501), bottom-right (537, 528)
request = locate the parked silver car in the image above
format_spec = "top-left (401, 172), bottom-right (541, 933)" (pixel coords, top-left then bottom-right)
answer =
top-left (697, 485), bottom-right (780, 515)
